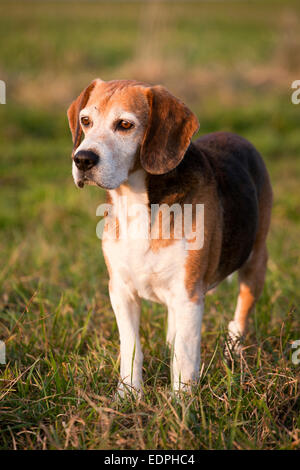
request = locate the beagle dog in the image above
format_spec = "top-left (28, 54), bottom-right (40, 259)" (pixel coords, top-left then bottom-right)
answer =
top-left (67, 79), bottom-right (272, 395)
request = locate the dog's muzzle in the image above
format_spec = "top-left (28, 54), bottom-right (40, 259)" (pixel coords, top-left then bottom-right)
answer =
top-left (74, 150), bottom-right (99, 172)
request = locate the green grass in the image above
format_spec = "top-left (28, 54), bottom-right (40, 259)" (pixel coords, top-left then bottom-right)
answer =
top-left (0, 0), bottom-right (299, 450)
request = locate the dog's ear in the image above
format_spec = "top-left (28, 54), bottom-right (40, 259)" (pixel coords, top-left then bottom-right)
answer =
top-left (140, 85), bottom-right (199, 175)
top-left (67, 80), bottom-right (96, 153)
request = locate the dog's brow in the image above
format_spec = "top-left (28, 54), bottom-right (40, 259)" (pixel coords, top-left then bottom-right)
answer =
top-left (114, 111), bottom-right (137, 121)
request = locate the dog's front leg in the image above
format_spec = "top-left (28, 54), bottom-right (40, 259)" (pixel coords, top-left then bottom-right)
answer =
top-left (109, 280), bottom-right (143, 396)
top-left (171, 296), bottom-right (204, 392)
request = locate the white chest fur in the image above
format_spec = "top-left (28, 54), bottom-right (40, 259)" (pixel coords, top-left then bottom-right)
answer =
top-left (102, 169), bottom-right (187, 305)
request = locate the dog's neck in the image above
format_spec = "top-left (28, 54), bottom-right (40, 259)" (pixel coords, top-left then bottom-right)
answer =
top-left (106, 169), bottom-right (149, 241)
top-left (107, 142), bottom-right (210, 212)
top-left (108, 168), bottom-right (149, 210)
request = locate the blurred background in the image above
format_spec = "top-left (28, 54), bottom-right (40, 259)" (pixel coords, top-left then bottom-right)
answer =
top-left (1, 0), bottom-right (299, 304)
top-left (0, 0), bottom-right (299, 450)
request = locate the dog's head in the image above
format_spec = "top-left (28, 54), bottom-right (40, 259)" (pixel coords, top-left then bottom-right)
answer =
top-left (67, 79), bottom-right (199, 189)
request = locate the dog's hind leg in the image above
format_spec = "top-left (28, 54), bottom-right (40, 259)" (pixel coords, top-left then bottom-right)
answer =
top-left (228, 243), bottom-right (268, 354)
top-left (228, 178), bottom-right (272, 355)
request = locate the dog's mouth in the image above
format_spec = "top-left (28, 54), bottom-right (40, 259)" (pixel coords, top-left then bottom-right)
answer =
top-left (77, 174), bottom-right (99, 189)
top-left (76, 175), bottom-right (117, 190)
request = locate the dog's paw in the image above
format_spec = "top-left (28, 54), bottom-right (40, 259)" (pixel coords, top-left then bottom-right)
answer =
top-left (114, 381), bottom-right (143, 401)
top-left (224, 321), bottom-right (244, 362)
top-left (172, 379), bottom-right (199, 399)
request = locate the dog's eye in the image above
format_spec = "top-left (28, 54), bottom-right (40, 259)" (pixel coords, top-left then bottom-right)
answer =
top-left (81, 116), bottom-right (91, 127)
top-left (117, 120), bottom-right (134, 131)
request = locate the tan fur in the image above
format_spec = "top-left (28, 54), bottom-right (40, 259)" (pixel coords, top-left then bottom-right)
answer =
top-left (184, 184), bottom-right (223, 302)
top-left (87, 80), bottom-right (150, 129)
top-left (67, 80), bottom-right (96, 152)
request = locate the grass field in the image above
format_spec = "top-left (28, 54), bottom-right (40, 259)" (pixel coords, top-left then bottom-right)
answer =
top-left (0, 0), bottom-right (299, 450)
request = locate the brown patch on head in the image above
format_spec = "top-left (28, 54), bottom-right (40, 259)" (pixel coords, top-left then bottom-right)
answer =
top-left (140, 85), bottom-right (199, 175)
top-left (67, 80), bottom-right (97, 154)
top-left (86, 79), bottom-right (150, 123)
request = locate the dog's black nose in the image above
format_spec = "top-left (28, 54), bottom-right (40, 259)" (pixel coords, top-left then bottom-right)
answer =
top-left (74, 150), bottom-right (99, 171)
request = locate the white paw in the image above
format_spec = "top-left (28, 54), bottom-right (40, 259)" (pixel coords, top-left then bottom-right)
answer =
top-left (172, 377), bottom-right (199, 396)
top-left (226, 321), bottom-right (244, 357)
top-left (115, 381), bottom-right (143, 400)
